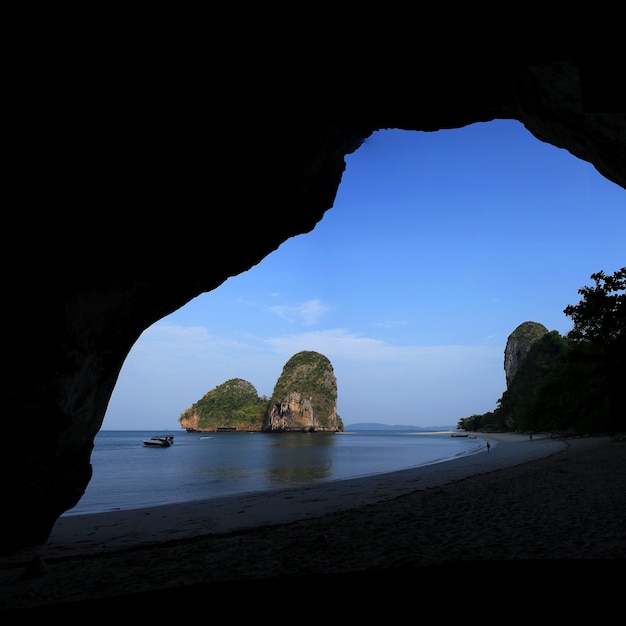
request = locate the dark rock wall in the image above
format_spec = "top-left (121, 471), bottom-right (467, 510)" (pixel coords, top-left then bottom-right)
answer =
top-left (3, 55), bottom-right (624, 554)
top-left (504, 322), bottom-right (550, 387)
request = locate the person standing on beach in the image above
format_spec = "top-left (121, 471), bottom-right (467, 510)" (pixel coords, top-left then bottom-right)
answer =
top-left (486, 441), bottom-right (491, 453)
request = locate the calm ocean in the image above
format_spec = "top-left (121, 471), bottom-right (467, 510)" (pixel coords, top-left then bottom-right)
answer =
top-left (63, 429), bottom-right (485, 516)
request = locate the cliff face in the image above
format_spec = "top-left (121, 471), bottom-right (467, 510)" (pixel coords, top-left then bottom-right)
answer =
top-left (265, 392), bottom-right (317, 431)
top-left (179, 414), bottom-right (200, 431)
top-left (504, 321), bottom-right (549, 387)
top-left (264, 351), bottom-right (342, 432)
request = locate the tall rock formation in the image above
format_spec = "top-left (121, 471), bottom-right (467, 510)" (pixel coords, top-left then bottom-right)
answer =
top-left (504, 321), bottom-right (549, 387)
top-left (264, 351), bottom-right (342, 432)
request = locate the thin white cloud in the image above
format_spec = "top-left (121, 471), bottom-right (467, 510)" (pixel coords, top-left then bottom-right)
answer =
top-left (264, 328), bottom-right (501, 364)
top-left (375, 319), bottom-right (407, 328)
top-left (268, 298), bottom-right (332, 326)
top-left (136, 323), bottom-right (253, 360)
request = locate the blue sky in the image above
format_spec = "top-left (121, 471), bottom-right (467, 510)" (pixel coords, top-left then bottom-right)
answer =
top-left (103, 120), bottom-right (625, 430)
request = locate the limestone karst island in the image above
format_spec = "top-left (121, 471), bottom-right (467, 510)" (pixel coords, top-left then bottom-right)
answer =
top-left (179, 350), bottom-right (344, 433)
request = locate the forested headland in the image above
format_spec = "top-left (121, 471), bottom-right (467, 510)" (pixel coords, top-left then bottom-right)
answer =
top-left (458, 267), bottom-right (625, 435)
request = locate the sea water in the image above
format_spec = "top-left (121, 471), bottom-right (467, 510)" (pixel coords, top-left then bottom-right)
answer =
top-left (63, 429), bottom-right (486, 516)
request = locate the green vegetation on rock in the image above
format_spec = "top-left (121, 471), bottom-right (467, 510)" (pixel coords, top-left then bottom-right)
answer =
top-left (509, 321), bottom-right (549, 345)
top-left (179, 378), bottom-right (269, 431)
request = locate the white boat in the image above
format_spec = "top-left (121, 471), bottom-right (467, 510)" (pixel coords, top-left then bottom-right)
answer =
top-left (143, 435), bottom-right (174, 447)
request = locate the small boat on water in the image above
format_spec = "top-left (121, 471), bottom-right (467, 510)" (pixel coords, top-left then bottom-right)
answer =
top-left (143, 435), bottom-right (175, 447)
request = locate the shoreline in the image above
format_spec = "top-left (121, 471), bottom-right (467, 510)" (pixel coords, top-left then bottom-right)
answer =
top-left (5, 432), bottom-right (561, 563)
top-left (2, 432), bottom-right (624, 612)
top-left (61, 428), bottom-right (487, 518)
top-left (60, 428), bottom-right (488, 518)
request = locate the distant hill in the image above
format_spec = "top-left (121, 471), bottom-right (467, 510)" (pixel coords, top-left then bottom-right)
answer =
top-left (344, 422), bottom-right (456, 431)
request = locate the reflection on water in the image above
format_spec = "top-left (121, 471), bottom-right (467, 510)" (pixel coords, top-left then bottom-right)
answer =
top-left (265, 433), bottom-right (335, 485)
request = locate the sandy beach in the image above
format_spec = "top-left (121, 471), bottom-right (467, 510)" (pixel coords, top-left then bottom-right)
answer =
top-left (1, 432), bottom-right (624, 614)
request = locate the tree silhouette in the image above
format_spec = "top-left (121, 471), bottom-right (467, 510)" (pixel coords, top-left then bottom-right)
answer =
top-left (564, 267), bottom-right (625, 431)
top-left (564, 267), bottom-right (626, 345)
